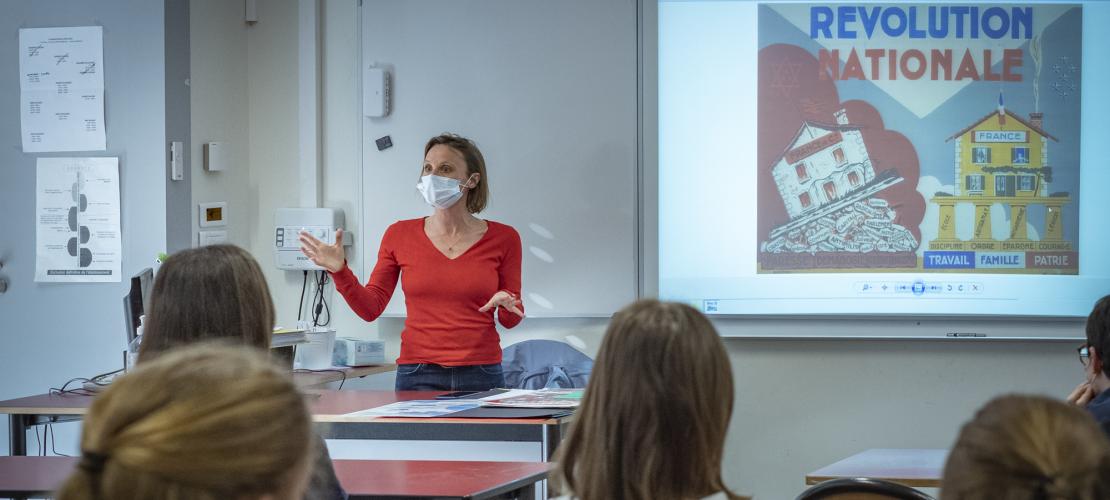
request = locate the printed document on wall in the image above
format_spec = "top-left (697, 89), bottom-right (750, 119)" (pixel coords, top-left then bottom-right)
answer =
top-left (36, 158), bottom-right (121, 283)
top-left (19, 26), bottom-right (106, 152)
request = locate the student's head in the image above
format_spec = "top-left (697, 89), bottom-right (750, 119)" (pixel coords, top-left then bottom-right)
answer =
top-left (57, 344), bottom-right (312, 500)
top-left (422, 133), bottom-right (488, 213)
top-left (556, 299), bottom-right (742, 500)
top-left (941, 394), bottom-right (1110, 500)
top-left (139, 244), bottom-right (274, 362)
top-left (1085, 294), bottom-right (1110, 380)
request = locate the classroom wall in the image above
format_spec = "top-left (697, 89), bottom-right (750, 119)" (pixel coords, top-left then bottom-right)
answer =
top-left (189, 0), bottom-right (250, 248)
top-left (321, 0), bottom-right (373, 341)
top-left (244, 0), bottom-right (301, 329)
top-left (720, 336), bottom-right (1076, 498)
top-left (0, 0), bottom-right (169, 455)
top-left (165, 0), bottom-right (191, 254)
top-left (183, 1), bottom-right (1084, 499)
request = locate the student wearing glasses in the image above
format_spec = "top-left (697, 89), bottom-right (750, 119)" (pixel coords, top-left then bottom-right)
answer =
top-left (1066, 294), bottom-right (1110, 434)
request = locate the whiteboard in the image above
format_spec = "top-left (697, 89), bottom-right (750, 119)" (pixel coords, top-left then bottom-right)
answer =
top-left (360, 0), bottom-right (638, 317)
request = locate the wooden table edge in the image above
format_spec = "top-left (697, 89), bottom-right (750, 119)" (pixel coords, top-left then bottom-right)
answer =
top-left (468, 466), bottom-right (552, 499)
top-left (0, 410), bottom-right (572, 425)
top-left (0, 407), bottom-right (88, 416)
top-left (314, 415), bottom-right (568, 424)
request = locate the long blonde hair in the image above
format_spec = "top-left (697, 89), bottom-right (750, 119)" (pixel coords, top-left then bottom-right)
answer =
top-left (555, 299), bottom-right (746, 500)
top-left (941, 394), bottom-right (1110, 500)
top-left (57, 344), bottom-right (311, 500)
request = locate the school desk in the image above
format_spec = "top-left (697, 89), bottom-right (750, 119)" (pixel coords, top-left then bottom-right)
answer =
top-left (805, 448), bottom-right (947, 488)
top-left (0, 366), bottom-right (394, 456)
top-left (0, 456), bottom-right (551, 499)
top-left (2, 389), bottom-right (572, 461)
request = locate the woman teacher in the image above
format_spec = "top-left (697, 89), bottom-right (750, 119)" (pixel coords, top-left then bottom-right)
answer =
top-left (299, 134), bottom-right (524, 391)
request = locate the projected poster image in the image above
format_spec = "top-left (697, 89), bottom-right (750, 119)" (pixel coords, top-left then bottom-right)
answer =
top-left (756, 4), bottom-right (1081, 275)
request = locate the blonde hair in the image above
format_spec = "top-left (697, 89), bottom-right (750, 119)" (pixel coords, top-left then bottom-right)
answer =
top-left (57, 344), bottom-right (311, 500)
top-left (555, 300), bottom-right (746, 500)
top-left (941, 394), bottom-right (1110, 500)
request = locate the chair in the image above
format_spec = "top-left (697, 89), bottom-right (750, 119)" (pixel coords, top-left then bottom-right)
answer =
top-left (501, 340), bottom-right (592, 389)
top-left (795, 478), bottom-right (935, 500)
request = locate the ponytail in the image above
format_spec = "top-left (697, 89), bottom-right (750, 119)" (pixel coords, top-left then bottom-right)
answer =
top-left (56, 344), bottom-right (311, 500)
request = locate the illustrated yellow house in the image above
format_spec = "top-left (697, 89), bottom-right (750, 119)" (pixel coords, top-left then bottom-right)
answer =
top-left (952, 109), bottom-right (1053, 200)
top-left (929, 107), bottom-right (1072, 252)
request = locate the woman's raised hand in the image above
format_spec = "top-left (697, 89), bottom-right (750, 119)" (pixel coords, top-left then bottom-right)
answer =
top-left (298, 228), bottom-right (346, 273)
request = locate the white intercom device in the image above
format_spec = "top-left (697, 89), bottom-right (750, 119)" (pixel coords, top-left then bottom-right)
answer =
top-left (364, 66), bottom-right (391, 118)
top-left (274, 208), bottom-right (353, 271)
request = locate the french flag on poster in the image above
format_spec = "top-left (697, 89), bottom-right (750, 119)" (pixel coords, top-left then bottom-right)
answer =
top-left (997, 90), bottom-right (1006, 125)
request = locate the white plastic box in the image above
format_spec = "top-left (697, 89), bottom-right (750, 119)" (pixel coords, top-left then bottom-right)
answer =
top-left (332, 337), bottom-right (386, 366)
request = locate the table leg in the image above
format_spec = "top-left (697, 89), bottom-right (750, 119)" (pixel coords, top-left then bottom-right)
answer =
top-left (9, 414), bottom-right (29, 456)
top-left (543, 422), bottom-right (563, 461)
top-left (518, 481), bottom-right (536, 499)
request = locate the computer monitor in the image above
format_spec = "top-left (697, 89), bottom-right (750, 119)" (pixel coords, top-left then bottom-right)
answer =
top-left (123, 267), bottom-right (153, 344)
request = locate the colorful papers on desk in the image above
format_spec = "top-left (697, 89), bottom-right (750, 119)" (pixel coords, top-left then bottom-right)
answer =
top-left (480, 388), bottom-right (582, 409)
top-left (446, 407), bottom-right (575, 419)
top-left (342, 389), bottom-right (583, 418)
top-left (343, 400), bottom-right (482, 418)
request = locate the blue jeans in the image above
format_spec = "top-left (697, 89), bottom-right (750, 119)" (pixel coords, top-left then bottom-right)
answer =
top-left (394, 363), bottom-right (505, 391)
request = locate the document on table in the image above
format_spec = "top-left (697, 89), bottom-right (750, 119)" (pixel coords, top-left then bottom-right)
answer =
top-left (480, 388), bottom-right (583, 408)
top-left (19, 26), bottom-right (106, 152)
top-left (343, 400), bottom-right (482, 418)
top-left (35, 157), bottom-right (121, 282)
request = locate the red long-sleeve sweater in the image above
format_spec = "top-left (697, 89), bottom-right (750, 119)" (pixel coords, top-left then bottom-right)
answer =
top-left (330, 218), bottom-right (524, 366)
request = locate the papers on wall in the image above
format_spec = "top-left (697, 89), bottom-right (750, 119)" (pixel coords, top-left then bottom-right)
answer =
top-left (35, 158), bottom-right (121, 282)
top-left (343, 400), bottom-right (483, 418)
top-left (19, 26), bottom-right (106, 152)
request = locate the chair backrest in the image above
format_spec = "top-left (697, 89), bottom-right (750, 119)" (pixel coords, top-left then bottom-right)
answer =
top-left (501, 339), bottom-right (593, 389)
top-left (795, 478), bottom-right (935, 500)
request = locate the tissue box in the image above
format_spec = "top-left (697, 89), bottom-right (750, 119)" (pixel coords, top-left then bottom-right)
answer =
top-left (332, 337), bottom-right (386, 366)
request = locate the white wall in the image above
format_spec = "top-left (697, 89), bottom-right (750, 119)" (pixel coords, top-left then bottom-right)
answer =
top-left (240, 0), bottom-right (310, 328)
top-left (321, 0), bottom-right (373, 341)
top-left (190, 0), bottom-right (251, 248)
top-left (720, 336), bottom-right (1077, 498)
top-left (186, 2), bottom-right (1084, 499)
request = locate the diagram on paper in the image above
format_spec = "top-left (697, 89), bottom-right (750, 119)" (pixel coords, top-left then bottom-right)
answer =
top-left (36, 158), bottom-right (121, 283)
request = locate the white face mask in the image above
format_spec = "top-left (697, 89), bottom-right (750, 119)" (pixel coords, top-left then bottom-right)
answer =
top-left (417, 174), bottom-right (469, 209)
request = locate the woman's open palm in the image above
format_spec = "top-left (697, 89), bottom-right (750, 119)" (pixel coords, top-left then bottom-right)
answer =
top-left (299, 228), bottom-right (346, 273)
